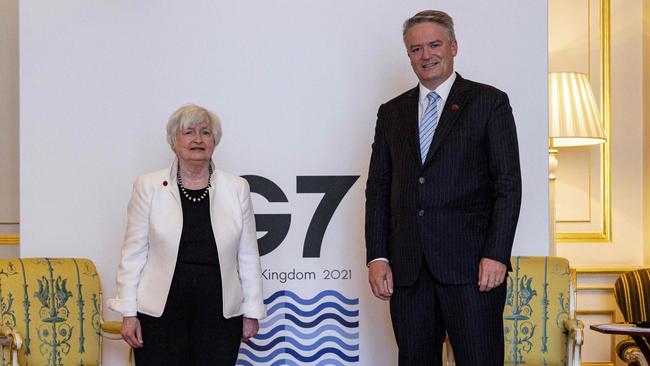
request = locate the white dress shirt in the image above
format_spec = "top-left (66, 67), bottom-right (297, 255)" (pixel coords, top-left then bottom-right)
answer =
top-left (418, 71), bottom-right (456, 126)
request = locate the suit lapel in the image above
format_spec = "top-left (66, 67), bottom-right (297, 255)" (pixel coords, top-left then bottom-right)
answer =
top-left (402, 86), bottom-right (422, 165)
top-left (208, 170), bottom-right (237, 250)
top-left (167, 160), bottom-right (182, 204)
top-left (423, 75), bottom-right (471, 166)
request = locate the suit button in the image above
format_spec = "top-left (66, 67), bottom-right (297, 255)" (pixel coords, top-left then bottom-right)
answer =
top-left (418, 177), bottom-right (426, 184)
top-left (418, 210), bottom-right (424, 217)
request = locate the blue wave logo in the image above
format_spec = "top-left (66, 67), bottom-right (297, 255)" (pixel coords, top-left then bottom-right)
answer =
top-left (237, 290), bottom-right (359, 365)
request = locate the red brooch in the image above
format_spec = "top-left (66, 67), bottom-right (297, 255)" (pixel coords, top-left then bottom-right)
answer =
top-left (163, 180), bottom-right (168, 186)
top-left (451, 104), bottom-right (459, 111)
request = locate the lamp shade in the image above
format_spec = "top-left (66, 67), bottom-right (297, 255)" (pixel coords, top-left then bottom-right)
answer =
top-left (549, 72), bottom-right (606, 147)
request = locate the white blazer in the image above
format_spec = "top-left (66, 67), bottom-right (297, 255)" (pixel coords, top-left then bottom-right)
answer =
top-left (108, 160), bottom-right (266, 319)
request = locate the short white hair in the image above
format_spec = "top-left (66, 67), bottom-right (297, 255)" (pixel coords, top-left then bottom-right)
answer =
top-left (165, 104), bottom-right (223, 149)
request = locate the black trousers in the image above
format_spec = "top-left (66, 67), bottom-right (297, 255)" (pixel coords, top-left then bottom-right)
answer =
top-left (134, 263), bottom-right (243, 365)
top-left (390, 264), bottom-right (506, 366)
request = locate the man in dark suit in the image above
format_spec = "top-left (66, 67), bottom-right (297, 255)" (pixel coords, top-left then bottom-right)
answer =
top-left (365, 10), bottom-right (522, 365)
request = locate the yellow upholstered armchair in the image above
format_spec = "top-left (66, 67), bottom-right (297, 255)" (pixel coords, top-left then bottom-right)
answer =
top-left (446, 256), bottom-right (583, 365)
top-left (613, 268), bottom-right (650, 365)
top-left (0, 258), bottom-right (129, 366)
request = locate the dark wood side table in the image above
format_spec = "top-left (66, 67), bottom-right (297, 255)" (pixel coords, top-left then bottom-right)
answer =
top-left (590, 323), bottom-right (650, 360)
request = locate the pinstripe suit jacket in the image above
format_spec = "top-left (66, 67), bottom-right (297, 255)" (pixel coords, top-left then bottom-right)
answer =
top-left (365, 74), bottom-right (522, 286)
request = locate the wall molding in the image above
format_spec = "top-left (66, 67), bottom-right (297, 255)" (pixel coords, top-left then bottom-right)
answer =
top-left (576, 267), bottom-right (642, 274)
top-left (576, 309), bottom-right (616, 365)
top-left (0, 235), bottom-right (19, 245)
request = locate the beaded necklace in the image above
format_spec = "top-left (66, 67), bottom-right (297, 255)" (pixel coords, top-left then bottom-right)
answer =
top-left (177, 165), bottom-right (212, 203)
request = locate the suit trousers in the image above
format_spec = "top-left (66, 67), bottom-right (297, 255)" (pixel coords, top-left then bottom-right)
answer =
top-left (134, 263), bottom-right (243, 365)
top-left (390, 263), bottom-right (506, 366)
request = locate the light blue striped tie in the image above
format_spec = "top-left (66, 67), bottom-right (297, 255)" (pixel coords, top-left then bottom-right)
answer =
top-left (419, 91), bottom-right (441, 162)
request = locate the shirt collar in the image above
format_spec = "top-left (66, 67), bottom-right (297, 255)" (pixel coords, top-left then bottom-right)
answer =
top-left (418, 71), bottom-right (457, 105)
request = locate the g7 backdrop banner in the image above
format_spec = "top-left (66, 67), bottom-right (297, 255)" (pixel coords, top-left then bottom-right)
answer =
top-left (20, 1), bottom-right (549, 364)
top-left (237, 175), bottom-right (362, 365)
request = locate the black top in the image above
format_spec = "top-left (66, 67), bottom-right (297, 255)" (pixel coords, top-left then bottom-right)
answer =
top-left (177, 184), bottom-right (220, 266)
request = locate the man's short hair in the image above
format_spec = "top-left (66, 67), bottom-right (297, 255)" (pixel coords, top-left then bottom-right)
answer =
top-left (403, 10), bottom-right (455, 41)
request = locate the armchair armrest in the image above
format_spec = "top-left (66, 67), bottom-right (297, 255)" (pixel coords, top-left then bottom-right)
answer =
top-left (444, 334), bottom-right (454, 366)
top-left (563, 318), bottom-right (584, 366)
top-left (100, 320), bottom-right (124, 340)
top-left (616, 338), bottom-right (649, 366)
top-left (99, 320), bottom-right (133, 366)
top-left (0, 329), bottom-right (23, 366)
top-left (563, 318), bottom-right (585, 345)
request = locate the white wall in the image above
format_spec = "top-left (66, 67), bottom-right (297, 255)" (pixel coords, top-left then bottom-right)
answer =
top-left (20, 1), bottom-right (549, 364)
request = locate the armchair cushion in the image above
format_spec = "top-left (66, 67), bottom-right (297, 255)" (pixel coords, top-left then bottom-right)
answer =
top-left (503, 256), bottom-right (580, 366)
top-left (614, 268), bottom-right (650, 365)
top-left (614, 268), bottom-right (650, 324)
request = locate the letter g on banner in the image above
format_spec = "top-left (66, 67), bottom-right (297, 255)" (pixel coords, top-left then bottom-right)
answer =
top-left (241, 175), bottom-right (291, 256)
top-left (242, 175), bottom-right (359, 258)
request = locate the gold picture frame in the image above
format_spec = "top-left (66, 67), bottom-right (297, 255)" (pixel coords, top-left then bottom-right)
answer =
top-left (553, 0), bottom-right (612, 242)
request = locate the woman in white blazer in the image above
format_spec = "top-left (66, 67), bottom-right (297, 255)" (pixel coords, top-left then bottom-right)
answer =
top-left (109, 104), bottom-right (266, 365)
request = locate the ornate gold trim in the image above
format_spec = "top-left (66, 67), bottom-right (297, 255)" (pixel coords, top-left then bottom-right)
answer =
top-left (0, 236), bottom-right (19, 245)
top-left (577, 309), bottom-right (616, 316)
top-left (0, 222), bottom-right (19, 245)
top-left (576, 286), bottom-right (614, 291)
top-left (576, 267), bottom-right (642, 274)
top-left (557, 0), bottom-right (612, 242)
